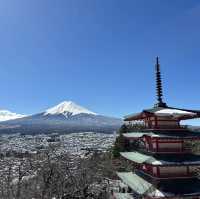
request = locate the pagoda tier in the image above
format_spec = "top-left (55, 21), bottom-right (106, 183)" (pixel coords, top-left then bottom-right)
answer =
top-left (116, 172), bottom-right (200, 199)
top-left (124, 106), bottom-right (200, 130)
top-left (120, 152), bottom-right (200, 179)
top-left (123, 130), bottom-right (200, 154)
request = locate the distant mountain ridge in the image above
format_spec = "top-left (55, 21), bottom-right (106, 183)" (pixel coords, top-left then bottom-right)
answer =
top-left (0, 101), bottom-right (122, 134)
top-left (0, 110), bottom-right (26, 122)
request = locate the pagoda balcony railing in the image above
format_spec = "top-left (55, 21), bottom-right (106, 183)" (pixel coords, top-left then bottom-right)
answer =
top-left (183, 141), bottom-right (200, 155)
top-left (125, 124), bottom-right (189, 131)
top-left (126, 124), bottom-right (147, 131)
top-left (140, 170), bottom-right (195, 179)
top-left (129, 143), bottom-right (193, 154)
top-left (153, 148), bottom-right (192, 153)
top-left (157, 172), bottom-right (195, 179)
top-left (125, 120), bottom-right (147, 131)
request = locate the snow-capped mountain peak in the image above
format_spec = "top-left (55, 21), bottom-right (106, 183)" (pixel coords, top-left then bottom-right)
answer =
top-left (44, 101), bottom-right (97, 117)
top-left (0, 110), bottom-right (26, 121)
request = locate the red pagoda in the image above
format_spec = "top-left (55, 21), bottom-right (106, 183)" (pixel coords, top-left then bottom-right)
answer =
top-left (114, 57), bottom-right (200, 199)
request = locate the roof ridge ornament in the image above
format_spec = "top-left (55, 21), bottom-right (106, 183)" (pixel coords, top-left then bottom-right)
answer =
top-left (154, 56), bottom-right (167, 108)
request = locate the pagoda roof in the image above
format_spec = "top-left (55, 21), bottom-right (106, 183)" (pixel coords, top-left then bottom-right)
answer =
top-left (117, 172), bottom-right (200, 197)
top-left (117, 172), bottom-right (154, 195)
top-left (123, 130), bottom-right (200, 139)
top-left (123, 132), bottom-right (147, 138)
top-left (124, 106), bottom-right (200, 121)
top-left (120, 152), bottom-right (200, 165)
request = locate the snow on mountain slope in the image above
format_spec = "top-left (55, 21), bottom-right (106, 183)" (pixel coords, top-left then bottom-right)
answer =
top-left (44, 101), bottom-right (97, 117)
top-left (0, 110), bottom-right (26, 121)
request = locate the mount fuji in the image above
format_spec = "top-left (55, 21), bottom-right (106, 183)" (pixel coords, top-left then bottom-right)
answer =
top-left (0, 101), bottom-right (122, 134)
top-left (44, 101), bottom-right (97, 117)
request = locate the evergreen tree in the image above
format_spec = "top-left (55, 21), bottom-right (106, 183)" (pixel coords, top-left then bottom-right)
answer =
top-left (112, 125), bottom-right (128, 158)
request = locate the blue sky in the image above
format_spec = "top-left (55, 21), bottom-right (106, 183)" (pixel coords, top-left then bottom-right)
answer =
top-left (0, 0), bottom-right (200, 121)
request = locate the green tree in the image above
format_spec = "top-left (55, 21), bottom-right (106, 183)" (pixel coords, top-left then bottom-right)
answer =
top-left (112, 125), bottom-right (128, 158)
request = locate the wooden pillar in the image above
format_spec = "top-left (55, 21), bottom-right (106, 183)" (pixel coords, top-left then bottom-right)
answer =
top-left (157, 166), bottom-right (160, 177)
top-left (149, 137), bottom-right (153, 151)
top-left (156, 138), bottom-right (159, 152)
top-left (187, 166), bottom-right (190, 176)
top-left (155, 116), bottom-right (158, 129)
top-left (148, 117), bottom-right (152, 128)
top-left (181, 139), bottom-right (184, 152)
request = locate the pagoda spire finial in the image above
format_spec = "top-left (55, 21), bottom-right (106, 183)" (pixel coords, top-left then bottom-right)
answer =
top-left (154, 56), bottom-right (167, 108)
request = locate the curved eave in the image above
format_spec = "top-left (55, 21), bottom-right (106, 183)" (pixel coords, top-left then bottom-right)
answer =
top-left (117, 172), bottom-right (200, 198)
top-left (116, 172), bottom-right (153, 195)
top-left (124, 111), bottom-right (153, 121)
top-left (124, 112), bottom-right (143, 121)
top-left (120, 152), bottom-right (200, 166)
top-left (177, 114), bottom-right (200, 120)
top-left (152, 106), bottom-right (200, 120)
top-left (123, 131), bottom-right (200, 140)
top-left (124, 106), bottom-right (200, 121)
